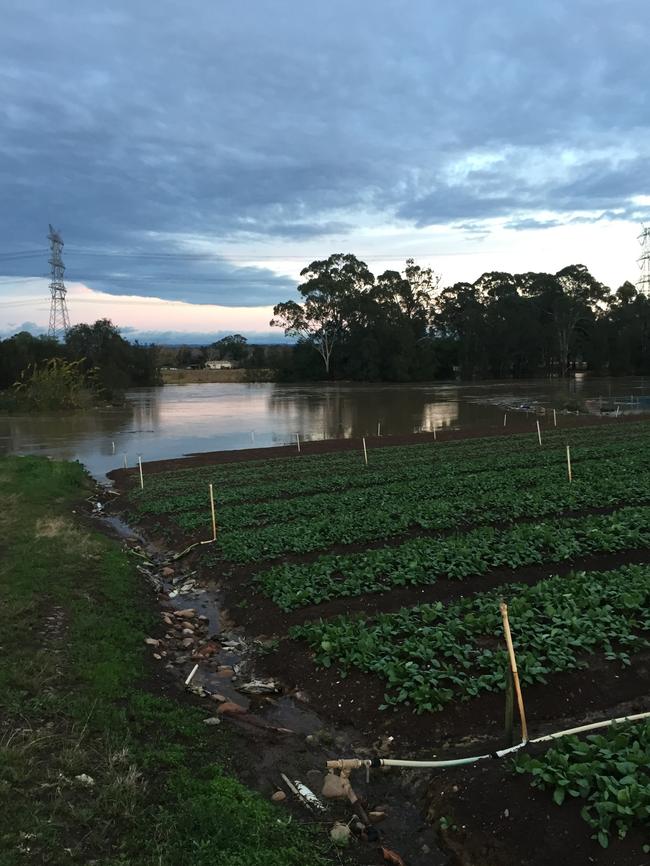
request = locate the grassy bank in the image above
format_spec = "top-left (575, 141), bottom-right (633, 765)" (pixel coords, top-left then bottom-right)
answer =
top-left (0, 456), bottom-right (328, 866)
top-left (161, 368), bottom-right (275, 384)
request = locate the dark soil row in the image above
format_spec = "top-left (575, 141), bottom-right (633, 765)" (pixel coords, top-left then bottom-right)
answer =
top-left (425, 752), bottom-right (647, 866)
top-left (223, 547), bottom-right (650, 632)
top-left (259, 635), bottom-right (650, 757)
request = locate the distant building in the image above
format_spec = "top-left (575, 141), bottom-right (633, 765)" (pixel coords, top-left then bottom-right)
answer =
top-left (205, 359), bottom-right (240, 370)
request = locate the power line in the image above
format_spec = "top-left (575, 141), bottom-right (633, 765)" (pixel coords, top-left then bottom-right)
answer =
top-left (0, 250), bottom-right (47, 260)
top-left (0, 245), bottom-right (457, 263)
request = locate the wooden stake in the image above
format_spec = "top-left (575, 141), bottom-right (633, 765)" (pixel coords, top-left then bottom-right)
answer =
top-left (566, 444), bottom-right (572, 483)
top-left (296, 433), bottom-right (301, 453)
top-left (433, 425), bottom-right (437, 441)
top-left (138, 455), bottom-right (144, 490)
top-left (503, 413), bottom-right (507, 427)
top-left (362, 437), bottom-right (368, 466)
top-left (553, 408), bottom-right (557, 427)
top-left (504, 665), bottom-right (515, 746)
top-left (499, 602), bottom-right (528, 742)
top-left (209, 483), bottom-right (217, 541)
top-left (377, 421), bottom-right (381, 437)
top-left (536, 420), bottom-right (542, 446)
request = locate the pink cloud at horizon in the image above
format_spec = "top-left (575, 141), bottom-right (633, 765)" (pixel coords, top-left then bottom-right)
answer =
top-left (0, 279), bottom-right (278, 340)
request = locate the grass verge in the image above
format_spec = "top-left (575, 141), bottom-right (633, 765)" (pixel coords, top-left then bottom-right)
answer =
top-left (0, 456), bottom-right (329, 866)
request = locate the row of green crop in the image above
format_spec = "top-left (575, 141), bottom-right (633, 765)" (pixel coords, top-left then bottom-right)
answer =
top-left (292, 564), bottom-right (650, 713)
top-left (130, 420), bottom-right (650, 502)
top-left (257, 505), bottom-right (650, 609)
top-left (516, 721), bottom-right (650, 848)
top-left (129, 434), bottom-right (650, 526)
top-left (205, 453), bottom-right (650, 563)
top-left (186, 446), bottom-right (650, 535)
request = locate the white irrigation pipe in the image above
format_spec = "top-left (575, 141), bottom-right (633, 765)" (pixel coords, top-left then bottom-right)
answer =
top-left (138, 456), bottom-right (144, 490)
top-left (326, 710), bottom-right (650, 771)
top-left (536, 420), bottom-right (542, 446)
top-left (362, 437), bottom-right (368, 466)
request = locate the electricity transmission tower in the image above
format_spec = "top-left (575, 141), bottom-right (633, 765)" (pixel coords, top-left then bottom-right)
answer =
top-left (47, 224), bottom-right (70, 338)
top-left (636, 226), bottom-right (650, 298)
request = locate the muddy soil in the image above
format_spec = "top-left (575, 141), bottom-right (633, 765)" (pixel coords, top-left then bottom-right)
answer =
top-left (425, 748), bottom-right (648, 866)
top-left (219, 543), bottom-right (650, 632)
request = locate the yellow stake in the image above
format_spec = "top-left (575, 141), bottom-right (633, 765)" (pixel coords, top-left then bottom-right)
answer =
top-left (209, 483), bottom-right (217, 541)
top-left (499, 602), bottom-right (528, 743)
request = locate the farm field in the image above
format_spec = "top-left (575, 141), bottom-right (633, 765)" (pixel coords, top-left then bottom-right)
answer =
top-left (116, 419), bottom-right (650, 865)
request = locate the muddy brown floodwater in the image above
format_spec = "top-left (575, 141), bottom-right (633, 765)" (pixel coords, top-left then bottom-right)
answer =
top-left (3, 375), bottom-right (650, 479)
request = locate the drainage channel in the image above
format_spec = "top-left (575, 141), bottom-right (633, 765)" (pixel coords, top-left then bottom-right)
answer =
top-left (90, 489), bottom-right (444, 866)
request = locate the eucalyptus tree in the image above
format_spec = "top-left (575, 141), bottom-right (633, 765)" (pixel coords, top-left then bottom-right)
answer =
top-left (271, 253), bottom-right (375, 375)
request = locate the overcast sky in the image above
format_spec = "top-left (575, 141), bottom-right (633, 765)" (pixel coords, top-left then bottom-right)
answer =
top-left (1, 1), bottom-right (649, 341)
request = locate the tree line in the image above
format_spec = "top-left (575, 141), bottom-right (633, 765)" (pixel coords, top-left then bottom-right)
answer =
top-left (270, 254), bottom-right (650, 380)
top-left (0, 319), bottom-right (159, 404)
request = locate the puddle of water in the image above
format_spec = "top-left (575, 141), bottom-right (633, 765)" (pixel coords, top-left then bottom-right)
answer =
top-left (263, 696), bottom-right (325, 737)
top-left (101, 513), bottom-right (142, 541)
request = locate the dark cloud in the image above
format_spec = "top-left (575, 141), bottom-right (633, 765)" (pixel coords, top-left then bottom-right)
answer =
top-left (504, 218), bottom-right (563, 231)
top-left (1, 0), bottom-right (649, 304)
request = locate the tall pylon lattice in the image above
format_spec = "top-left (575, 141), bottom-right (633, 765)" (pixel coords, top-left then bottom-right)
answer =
top-left (47, 224), bottom-right (70, 339)
top-left (636, 226), bottom-right (650, 298)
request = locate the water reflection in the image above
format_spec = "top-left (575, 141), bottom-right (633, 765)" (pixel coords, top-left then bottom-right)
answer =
top-left (1, 377), bottom-right (648, 480)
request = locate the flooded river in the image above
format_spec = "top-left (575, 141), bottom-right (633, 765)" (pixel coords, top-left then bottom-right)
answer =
top-left (2, 376), bottom-right (649, 479)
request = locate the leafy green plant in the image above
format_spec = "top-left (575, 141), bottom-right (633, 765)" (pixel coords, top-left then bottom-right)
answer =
top-left (292, 564), bottom-right (650, 712)
top-left (515, 721), bottom-right (650, 848)
top-left (257, 506), bottom-right (650, 609)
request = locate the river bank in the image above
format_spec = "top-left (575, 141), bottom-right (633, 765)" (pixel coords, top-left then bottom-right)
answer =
top-left (161, 367), bottom-right (275, 384)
